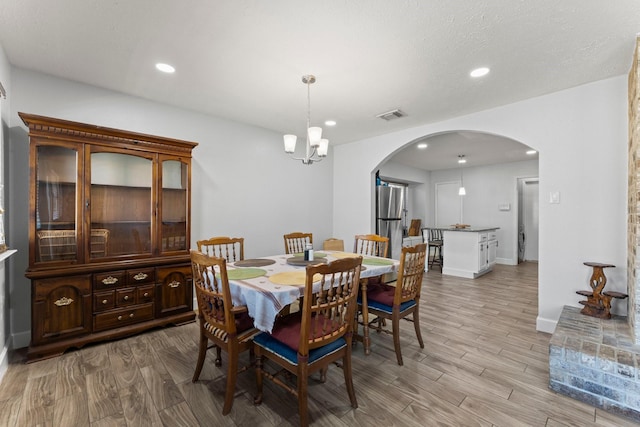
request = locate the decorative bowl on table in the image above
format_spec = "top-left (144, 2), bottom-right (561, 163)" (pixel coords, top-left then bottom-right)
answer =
top-left (286, 256), bottom-right (328, 266)
top-left (452, 224), bottom-right (470, 229)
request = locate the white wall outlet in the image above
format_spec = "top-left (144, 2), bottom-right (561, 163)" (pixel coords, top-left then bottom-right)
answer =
top-left (549, 191), bottom-right (560, 204)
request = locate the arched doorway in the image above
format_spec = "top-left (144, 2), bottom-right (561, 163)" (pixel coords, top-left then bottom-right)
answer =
top-left (376, 130), bottom-right (539, 267)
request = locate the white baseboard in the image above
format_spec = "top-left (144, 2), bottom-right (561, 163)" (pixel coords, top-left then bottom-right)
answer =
top-left (496, 257), bottom-right (517, 266)
top-left (536, 316), bottom-right (557, 334)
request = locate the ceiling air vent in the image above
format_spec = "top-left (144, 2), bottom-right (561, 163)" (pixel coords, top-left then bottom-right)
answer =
top-left (376, 109), bottom-right (406, 121)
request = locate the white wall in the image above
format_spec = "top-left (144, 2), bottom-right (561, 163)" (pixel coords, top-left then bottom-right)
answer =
top-left (334, 76), bottom-right (628, 333)
top-left (7, 68), bottom-right (335, 348)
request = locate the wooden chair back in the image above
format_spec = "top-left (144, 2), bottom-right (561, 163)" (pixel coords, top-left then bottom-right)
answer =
top-left (408, 219), bottom-right (421, 236)
top-left (299, 257), bottom-right (363, 354)
top-left (190, 249), bottom-right (235, 335)
top-left (323, 238), bottom-right (344, 251)
top-left (283, 232), bottom-right (313, 254)
top-left (396, 243), bottom-right (427, 304)
top-left (197, 236), bottom-right (244, 262)
top-left (353, 234), bottom-right (389, 258)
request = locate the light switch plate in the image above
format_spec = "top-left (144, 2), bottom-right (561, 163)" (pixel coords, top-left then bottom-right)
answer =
top-left (549, 191), bottom-right (560, 204)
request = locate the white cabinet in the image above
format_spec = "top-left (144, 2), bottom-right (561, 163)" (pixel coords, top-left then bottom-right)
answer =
top-left (488, 233), bottom-right (498, 267)
top-left (477, 233), bottom-right (489, 272)
top-left (442, 228), bottom-right (498, 279)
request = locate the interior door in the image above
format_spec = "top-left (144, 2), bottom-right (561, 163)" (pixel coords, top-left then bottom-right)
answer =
top-left (522, 179), bottom-right (539, 261)
top-left (435, 181), bottom-right (462, 226)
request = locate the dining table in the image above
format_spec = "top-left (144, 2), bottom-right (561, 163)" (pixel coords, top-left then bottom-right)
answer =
top-left (222, 250), bottom-right (400, 355)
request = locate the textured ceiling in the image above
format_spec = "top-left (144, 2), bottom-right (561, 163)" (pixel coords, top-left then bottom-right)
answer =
top-left (0, 1), bottom-right (638, 169)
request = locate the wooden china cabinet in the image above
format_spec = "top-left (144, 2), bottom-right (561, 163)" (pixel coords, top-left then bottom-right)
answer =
top-left (20, 113), bottom-right (198, 361)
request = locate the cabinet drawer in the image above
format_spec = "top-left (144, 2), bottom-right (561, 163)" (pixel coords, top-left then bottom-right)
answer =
top-left (94, 271), bottom-right (126, 290)
top-left (127, 268), bottom-right (155, 285)
top-left (93, 303), bottom-right (154, 331)
top-left (94, 291), bottom-right (115, 312)
top-left (116, 288), bottom-right (136, 306)
top-left (34, 275), bottom-right (91, 300)
top-left (478, 233), bottom-right (488, 243)
top-left (488, 231), bottom-right (498, 241)
top-left (137, 285), bottom-right (154, 304)
top-left (156, 264), bottom-right (191, 281)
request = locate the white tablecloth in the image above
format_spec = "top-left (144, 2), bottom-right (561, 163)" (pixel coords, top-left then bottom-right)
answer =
top-left (225, 251), bottom-right (399, 333)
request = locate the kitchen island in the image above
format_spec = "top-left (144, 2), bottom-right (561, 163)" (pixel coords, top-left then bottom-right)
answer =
top-left (433, 226), bottom-right (499, 278)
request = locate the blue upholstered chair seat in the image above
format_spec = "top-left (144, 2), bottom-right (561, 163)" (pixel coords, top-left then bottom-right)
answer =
top-left (366, 298), bottom-right (416, 314)
top-left (359, 283), bottom-right (416, 314)
top-left (253, 332), bottom-right (346, 366)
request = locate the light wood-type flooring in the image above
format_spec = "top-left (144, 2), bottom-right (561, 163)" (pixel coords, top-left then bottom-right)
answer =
top-left (0, 262), bottom-right (637, 426)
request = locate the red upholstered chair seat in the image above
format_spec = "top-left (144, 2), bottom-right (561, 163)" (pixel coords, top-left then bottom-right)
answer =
top-left (270, 312), bottom-right (342, 351)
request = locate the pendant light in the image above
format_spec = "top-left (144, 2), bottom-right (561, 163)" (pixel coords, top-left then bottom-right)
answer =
top-left (283, 74), bottom-right (329, 165)
top-left (458, 155), bottom-right (466, 195)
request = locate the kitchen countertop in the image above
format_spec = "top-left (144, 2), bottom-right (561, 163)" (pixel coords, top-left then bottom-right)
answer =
top-left (432, 226), bottom-right (499, 232)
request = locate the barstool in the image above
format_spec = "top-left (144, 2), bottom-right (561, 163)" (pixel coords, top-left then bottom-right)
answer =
top-left (427, 228), bottom-right (443, 270)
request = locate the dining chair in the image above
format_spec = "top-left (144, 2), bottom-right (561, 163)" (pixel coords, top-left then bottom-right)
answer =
top-left (253, 256), bottom-right (363, 427)
top-left (408, 218), bottom-right (421, 236)
top-left (426, 228), bottom-right (443, 269)
top-left (353, 233), bottom-right (389, 258)
top-left (357, 243), bottom-right (427, 365)
top-left (197, 236), bottom-right (244, 262)
top-left (322, 237), bottom-right (344, 251)
top-left (283, 232), bottom-right (313, 254)
top-left (190, 249), bottom-right (258, 415)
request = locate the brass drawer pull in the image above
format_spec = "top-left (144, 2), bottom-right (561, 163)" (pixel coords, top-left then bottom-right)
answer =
top-left (133, 272), bottom-right (148, 281)
top-left (54, 297), bottom-right (73, 307)
top-left (124, 295), bottom-right (129, 301)
top-left (117, 315), bottom-right (122, 320)
top-left (129, 313), bottom-right (134, 318)
top-left (143, 292), bottom-right (149, 297)
top-left (102, 299), bottom-right (108, 304)
top-left (169, 280), bottom-right (180, 288)
top-left (102, 276), bottom-right (119, 285)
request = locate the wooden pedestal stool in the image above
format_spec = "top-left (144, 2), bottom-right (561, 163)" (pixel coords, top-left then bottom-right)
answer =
top-left (576, 262), bottom-right (627, 319)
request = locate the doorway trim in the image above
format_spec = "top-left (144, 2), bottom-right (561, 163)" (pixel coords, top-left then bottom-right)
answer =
top-left (515, 176), bottom-right (539, 265)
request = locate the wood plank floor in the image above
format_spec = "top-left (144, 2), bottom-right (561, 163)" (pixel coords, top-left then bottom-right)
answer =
top-left (1, 262), bottom-right (638, 426)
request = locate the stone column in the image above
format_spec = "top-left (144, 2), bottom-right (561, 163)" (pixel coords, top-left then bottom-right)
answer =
top-left (629, 37), bottom-right (640, 343)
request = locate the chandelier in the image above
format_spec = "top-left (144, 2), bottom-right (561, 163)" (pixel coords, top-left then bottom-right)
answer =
top-left (283, 74), bottom-right (329, 165)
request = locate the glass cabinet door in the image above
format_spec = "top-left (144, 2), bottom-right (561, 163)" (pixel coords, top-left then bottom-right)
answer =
top-left (90, 152), bottom-right (153, 259)
top-left (160, 159), bottom-right (188, 253)
top-left (35, 145), bottom-right (79, 263)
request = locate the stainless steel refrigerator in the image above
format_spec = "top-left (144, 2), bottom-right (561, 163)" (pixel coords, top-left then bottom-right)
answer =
top-left (376, 185), bottom-right (405, 260)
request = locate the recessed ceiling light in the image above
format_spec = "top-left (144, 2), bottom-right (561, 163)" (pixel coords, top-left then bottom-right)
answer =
top-left (526, 149), bottom-right (537, 155)
top-left (417, 143), bottom-right (428, 149)
top-left (156, 63), bottom-right (175, 73)
top-left (470, 67), bottom-right (490, 78)
top-left (458, 155), bottom-right (467, 164)
top-left (325, 120), bottom-right (336, 126)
